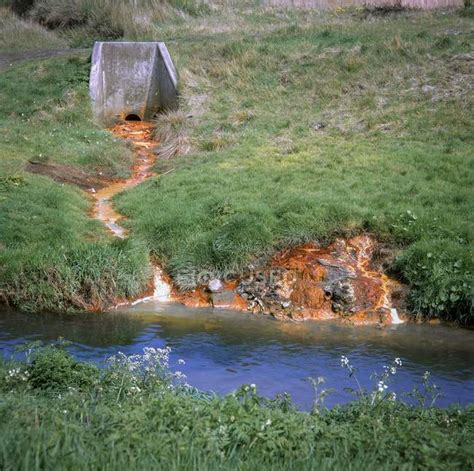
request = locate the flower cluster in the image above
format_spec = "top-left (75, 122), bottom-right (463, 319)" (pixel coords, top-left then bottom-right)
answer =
top-left (340, 355), bottom-right (356, 375)
top-left (242, 383), bottom-right (257, 393)
top-left (339, 355), bottom-right (407, 406)
top-left (107, 347), bottom-right (188, 390)
top-left (5, 367), bottom-right (30, 383)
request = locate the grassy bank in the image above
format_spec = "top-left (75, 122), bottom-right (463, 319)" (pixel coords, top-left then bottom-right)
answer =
top-left (0, 4), bottom-right (473, 322)
top-left (116, 8), bottom-right (473, 323)
top-left (0, 344), bottom-right (472, 469)
top-left (0, 49), bottom-right (152, 310)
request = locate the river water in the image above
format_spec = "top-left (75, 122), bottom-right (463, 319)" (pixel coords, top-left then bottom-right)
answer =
top-left (1, 302), bottom-right (473, 409)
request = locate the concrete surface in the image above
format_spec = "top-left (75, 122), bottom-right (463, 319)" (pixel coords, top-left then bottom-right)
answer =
top-left (89, 41), bottom-right (178, 124)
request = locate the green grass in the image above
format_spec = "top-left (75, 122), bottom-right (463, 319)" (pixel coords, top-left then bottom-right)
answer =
top-left (0, 345), bottom-right (472, 470)
top-left (0, 56), bottom-right (133, 176)
top-left (114, 9), bottom-right (473, 323)
top-left (0, 55), bottom-right (151, 311)
top-left (0, 5), bottom-right (473, 322)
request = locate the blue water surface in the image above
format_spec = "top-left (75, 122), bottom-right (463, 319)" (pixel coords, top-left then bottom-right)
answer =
top-left (1, 302), bottom-right (473, 409)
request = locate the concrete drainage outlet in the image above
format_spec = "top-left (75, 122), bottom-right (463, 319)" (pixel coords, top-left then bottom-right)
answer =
top-left (89, 41), bottom-right (179, 124)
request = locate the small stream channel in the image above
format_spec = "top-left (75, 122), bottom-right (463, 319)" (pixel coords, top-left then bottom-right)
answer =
top-left (1, 303), bottom-right (473, 409)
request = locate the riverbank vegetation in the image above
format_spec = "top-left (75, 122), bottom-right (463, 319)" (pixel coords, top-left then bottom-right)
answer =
top-left (0, 3), bottom-right (472, 323)
top-left (0, 344), bottom-right (472, 469)
top-left (0, 55), bottom-right (152, 311)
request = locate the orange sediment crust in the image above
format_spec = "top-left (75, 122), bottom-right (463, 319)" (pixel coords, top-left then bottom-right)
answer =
top-left (91, 121), bottom-right (157, 239)
top-left (174, 235), bottom-right (406, 325)
top-left (177, 281), bottom-right (248, 311)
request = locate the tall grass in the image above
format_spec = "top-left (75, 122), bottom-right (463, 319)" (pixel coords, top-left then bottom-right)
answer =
top-left (0, 345), bottom-right (472, 470)
top-left (0, 7), bottom-right (65, 51)
top-left (29, 0), bottom-right (205, 41)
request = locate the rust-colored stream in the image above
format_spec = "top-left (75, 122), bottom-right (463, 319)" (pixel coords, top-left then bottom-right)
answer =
top-left (91, 121), bottom-right (157, 238)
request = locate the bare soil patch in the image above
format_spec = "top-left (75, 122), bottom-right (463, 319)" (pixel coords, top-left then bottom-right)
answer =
top-left (25, 160), bottom-right (111, 190)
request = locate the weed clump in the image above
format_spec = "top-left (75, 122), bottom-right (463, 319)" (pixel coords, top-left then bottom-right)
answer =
top-left (153, 110), bottom-right (192, 160)
top-left (27, 344), bottom-right (99, 390)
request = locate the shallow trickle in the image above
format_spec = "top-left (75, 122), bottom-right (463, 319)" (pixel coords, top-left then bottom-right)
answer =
top-left (90, 121), bottom-right (174, 305)
top-left (390, 308), bottom-right (405, 324)
top-left (153, 267), bottom-right (172, 302)
top-left (91, 121), bottom-right (157, 239)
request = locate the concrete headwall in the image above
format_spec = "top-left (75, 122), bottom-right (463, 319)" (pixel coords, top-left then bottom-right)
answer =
top-left (90, 41), bottom-right (178, 124)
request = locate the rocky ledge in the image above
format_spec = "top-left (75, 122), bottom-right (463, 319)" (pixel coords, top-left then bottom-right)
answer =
top-left (176, 235), bottom-right (407, 325)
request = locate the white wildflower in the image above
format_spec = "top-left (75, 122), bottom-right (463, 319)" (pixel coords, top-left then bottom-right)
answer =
top-left (377, 381), bottom-right (388, 392)
top-left (107, 347), bottom-right (187, 387)
top-left (340, 356), bottom-right (350, 367)
top-left (394, 358), bottom-right (402, 367)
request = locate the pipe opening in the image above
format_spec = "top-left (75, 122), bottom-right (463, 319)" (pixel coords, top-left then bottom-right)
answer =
top-left (125, 114), bottom-right (141, 121)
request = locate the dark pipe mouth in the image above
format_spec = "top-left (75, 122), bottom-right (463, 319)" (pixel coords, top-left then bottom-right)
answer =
top-left (125, 114), bottom-right (142, 121)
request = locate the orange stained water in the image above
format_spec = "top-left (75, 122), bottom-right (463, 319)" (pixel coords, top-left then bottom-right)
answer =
top-left (91, 121), bottom-right (157, 238)
top-left (348, 236), bottom-right (392, 314)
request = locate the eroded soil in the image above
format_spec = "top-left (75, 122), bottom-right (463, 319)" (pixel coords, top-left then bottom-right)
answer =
top-left (25, 160), bottom-right (111, 191)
